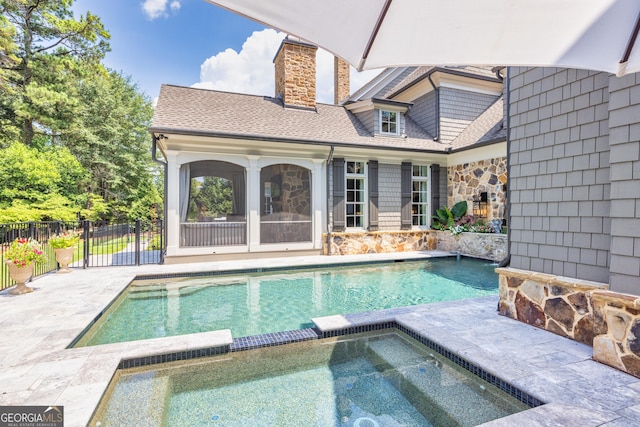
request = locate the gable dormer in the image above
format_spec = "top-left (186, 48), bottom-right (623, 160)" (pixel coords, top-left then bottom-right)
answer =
top-left (344, 98), bottom-right (412, 137)
top-left (387, 67), bottom-right (503, 144)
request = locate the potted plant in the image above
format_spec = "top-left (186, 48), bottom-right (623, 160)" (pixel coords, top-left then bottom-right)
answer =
top-left (48, 231), bottom-right (79, 274)
top-left (3, 238), bottom-right (46, 294)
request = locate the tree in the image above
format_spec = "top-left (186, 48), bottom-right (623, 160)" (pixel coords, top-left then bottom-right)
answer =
top-left (63, 69), bottom-right (160, 221)
top-left (0, 0), bottom-right (110, 146)
top-left (0, 141), bottom-right (87, 221)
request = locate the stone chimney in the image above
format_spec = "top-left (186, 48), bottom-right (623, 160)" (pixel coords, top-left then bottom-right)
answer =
top-left (334, 57), bottom-right (350, 105)
top-left (274, 37), bottom-right (318, 109)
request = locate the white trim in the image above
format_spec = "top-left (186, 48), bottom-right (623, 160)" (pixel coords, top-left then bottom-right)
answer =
top-left (345, 160), bottom-right (367, 230)
top-left (379, 109), bottom-right (400, 135)
top-left (411, 164), bottom-right (430, 229)
top-left (447, 141), bottom-right (507, 166)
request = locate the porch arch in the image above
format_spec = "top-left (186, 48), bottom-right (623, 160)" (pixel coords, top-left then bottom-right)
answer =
top-left (260, 163), bottom-right (312, 244)
top-left (180, 160), bottom-right (247, 247)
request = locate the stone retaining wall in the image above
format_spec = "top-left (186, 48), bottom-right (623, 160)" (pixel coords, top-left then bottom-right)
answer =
top-left (322, 231), bottom-right (437, 255)
top-left (436, 231), bottom-right (507, 261)
top-left (497, 267), bottom-right (640, 378)
top-left (591, 292), bottom-right (640, 377)
top-left (496, 267), bottom-right (608, 346)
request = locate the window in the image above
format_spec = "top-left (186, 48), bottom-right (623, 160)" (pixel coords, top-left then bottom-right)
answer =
top-left (346, 161), bottom-right (366, 228)
top-left (412, 165), bottom-right (429, 227)
top-left (380, 110), bottom-right (398, 135)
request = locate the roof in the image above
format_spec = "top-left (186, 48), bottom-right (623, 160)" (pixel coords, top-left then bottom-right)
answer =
top-left (151, 65), bottom-right (506, 154)
top-left (450, 96), bottom-right (506, 150)
top-left (151, 84), bottom-right (445, 152)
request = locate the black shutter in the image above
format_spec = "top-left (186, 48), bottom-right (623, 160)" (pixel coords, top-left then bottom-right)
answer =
top-left (431, 164), bottom-right (441, 217)
top-left (401, 162), bottom-right (412, 229)
top-left (368, 160), bottom-right (379, 231)
top-left (332, 158), bottom-right (345, 232)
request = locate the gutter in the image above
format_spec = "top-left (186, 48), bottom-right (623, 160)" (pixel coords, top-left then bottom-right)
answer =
top-left (427, 74), bottom-right (440, 141)
top-left (147, 126), bottom-right (449, 155)
top-left (152, 134), bottom-right (168, 261)
top-left (326, 145), bottom-right (334, 255)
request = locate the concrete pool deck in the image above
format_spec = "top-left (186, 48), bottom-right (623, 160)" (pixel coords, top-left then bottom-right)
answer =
top-left (0, 251), bottom-right (639, 426)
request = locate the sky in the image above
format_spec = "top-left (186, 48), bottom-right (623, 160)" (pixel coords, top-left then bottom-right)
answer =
top-left (72, 0), bottom-right (382, 103)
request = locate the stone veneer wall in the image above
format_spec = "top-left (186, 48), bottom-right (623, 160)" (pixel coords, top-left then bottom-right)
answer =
top-left (436, 231), bottom-right (507, 261)
top-left (323, 231), bottom-right (437, 255)
top-left (448, 157), bottom-right (507, 221)
top-left (590, 291), bottom-right (640, 377)
top-left (497, 266), bottom-right (640, 378)
top-left (496, 267), bottom-right (608, 345)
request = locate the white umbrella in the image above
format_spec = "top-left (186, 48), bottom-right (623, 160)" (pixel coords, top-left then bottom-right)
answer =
top-left (205, 0), bottom-right (640, 76)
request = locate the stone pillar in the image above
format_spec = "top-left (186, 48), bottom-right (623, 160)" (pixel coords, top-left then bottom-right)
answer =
top-left (334, 57), bottom-right (350, 105)
top-left (273, 37), bottom-right (318, 109)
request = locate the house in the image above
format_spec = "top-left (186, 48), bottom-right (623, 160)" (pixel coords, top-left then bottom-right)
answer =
top-left (150, 37), bottom-right (507, 263)
top-left (493, 67), bottom-right (640, 376)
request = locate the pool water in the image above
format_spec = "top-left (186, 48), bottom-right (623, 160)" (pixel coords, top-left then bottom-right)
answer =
top-left (77, 257), bottom-right (498, 346)
top-left (90, 331), bottom-right (530, 426)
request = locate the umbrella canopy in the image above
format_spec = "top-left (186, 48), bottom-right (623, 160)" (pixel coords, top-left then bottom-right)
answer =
top-left (205, 0), bottom-right (640, 77)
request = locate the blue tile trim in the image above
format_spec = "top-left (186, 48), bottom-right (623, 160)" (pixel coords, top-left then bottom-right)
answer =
top-left (118, 345), bottom-right (230, 369)
top-left (314, 320), bottom-right (543, 409)
top-left (231, 328), bottom-right (319, 352)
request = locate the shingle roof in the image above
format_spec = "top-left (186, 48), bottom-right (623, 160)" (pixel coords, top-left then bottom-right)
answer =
top-left (151, 84), bottom-right (445, 152)
top-left (450, 96), bottom-right (506, 150)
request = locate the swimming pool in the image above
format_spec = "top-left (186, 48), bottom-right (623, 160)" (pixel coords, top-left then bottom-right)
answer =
top-left (75, 257), bottom-right (498, 347)
top-left (90, 330), bottom-right (530, 426)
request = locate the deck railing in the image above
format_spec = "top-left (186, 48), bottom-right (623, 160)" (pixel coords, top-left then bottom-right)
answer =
top-left (1, 219), bottom-right (165, 290)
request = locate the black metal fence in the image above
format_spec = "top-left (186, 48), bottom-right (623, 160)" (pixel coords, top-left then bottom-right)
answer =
top-left (1, 219), bottom-right (165, 290)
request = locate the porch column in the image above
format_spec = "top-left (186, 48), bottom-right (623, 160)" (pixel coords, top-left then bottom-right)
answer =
top-left (247, 156), bottom-right (261, 252)
top-left (312, 159), bottom-right (324, 250)
top-left (165, 151), bottom-right (180, 256)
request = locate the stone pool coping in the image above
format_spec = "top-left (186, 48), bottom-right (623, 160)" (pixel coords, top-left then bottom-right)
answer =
top-left (0, 251), bottom-right (639, 426)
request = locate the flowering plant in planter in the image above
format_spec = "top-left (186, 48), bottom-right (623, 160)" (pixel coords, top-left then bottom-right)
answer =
top-left (4, 238), bottom-right (46, 267)
top-left (48, 231), bottom-right (80, 249)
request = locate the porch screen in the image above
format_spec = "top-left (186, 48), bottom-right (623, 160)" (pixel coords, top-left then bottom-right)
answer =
top-left (180, 160), bottom-right (247, 247)
top-left (260, 164), bottom-right (312, 244)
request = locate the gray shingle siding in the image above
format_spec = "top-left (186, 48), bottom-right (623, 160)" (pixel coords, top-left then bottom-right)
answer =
top-left (408, 92), bottom-right (437, 138)
top-left (378, 163), bottom-right (401, 230)
top-left (354, 110), bottom-right (375, 134)
top-left (440, 88), bottom-right (499, 144)
top-left (607, 72), bottom-right (640, 293)
top-left (509, 67), bottom-right (611, 284)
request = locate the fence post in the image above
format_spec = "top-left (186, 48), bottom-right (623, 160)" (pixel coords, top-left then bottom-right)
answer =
top-left (83, 220), bottom-right (90, 269)
top-left (135, 219), bottom-right (141, 266)
top-left (159, 219), bottom-right (165, 264)
top-left (28, 221), bottom-right (35, 240)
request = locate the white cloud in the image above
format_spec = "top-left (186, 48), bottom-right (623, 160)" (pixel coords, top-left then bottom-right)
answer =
top-left (142, 0), bottom-right (181, 20)
top-left (194, 29), bottom-right (381, 104)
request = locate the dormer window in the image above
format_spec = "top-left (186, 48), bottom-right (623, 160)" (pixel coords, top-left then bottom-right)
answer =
top-left (380, 110), bottom-right (398, 135)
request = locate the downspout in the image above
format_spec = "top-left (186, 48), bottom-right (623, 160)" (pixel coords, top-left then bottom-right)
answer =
top-left (499, 67), bottom-right (511, 268)
top-left (152, 134), bottom-right (168, 261)
top-left (427, 74), bottom-right (440, 141)
top-left (326, 145), bottom-right (335, 255)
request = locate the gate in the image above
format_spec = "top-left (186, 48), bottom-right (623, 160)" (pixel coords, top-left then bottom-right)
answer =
top-left (0, 219), bottom-right (165, 290)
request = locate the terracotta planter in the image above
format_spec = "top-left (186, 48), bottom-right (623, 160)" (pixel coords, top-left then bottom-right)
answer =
top-left (54, 247), bottom-right (75, 273)
top-left (5, 261), bottom-right (34, 295)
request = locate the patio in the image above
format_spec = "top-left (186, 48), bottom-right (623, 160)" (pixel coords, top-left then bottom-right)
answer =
top-left (1, 253), bottom-right (640, 426)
